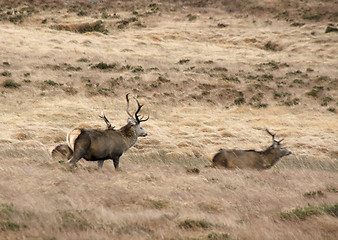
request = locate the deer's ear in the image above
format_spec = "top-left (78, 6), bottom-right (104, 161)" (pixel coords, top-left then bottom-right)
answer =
top-left (127, 118), bottom-right (136, 125)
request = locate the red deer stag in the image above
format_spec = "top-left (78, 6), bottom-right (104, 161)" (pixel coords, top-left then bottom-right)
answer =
top-left (52, 93), bottom-right (149, 169)
top-left (212, 129), bottom-right (291, 169)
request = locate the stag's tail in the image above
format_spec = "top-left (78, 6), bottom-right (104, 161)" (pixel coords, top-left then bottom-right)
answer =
top-left (52, 143), bottom-right (73, 160)
top-left (66, 128), bottom-right (82, 152)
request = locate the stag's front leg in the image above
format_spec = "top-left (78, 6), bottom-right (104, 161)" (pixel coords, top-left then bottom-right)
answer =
top-left (112, 156), bottom-right (120, 169)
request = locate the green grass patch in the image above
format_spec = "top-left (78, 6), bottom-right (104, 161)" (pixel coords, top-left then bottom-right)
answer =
top-left (280, 204), bottom-right (337, 221)
top-left (186, 14), bottom-right (197, 21)
top-left (9, 15), bottom-right (23, 24)
top-left (207, 232), bottom-right (232, 240)
top-left (77, 57), bottom-right (90, 62)
top-left (250, 92), bottom-right (264, 102)
top-left (178, 59), bottom-right (190, 64)
top-left (306, 86), bottom-right (324, 97)
top-left (186, 167), bottom-right (200, 174)
top-left (317, 75), bottom-right (331, 82)
top-left (0, 203), bottom-right (20, 231)
top-left (91, 62), bottom-right (117, 70)
top-left (1, 71), bottom-right (11, 77)
top-left (261, 74), bottom-right (273, 81)
top-left (3, 79), bottom-right (21, 88)
top-left (264, 41), bottom-right (279, 51)
top-left (178, 219), bottom-right (212, 230)
top-left (131, 65), bottom-right (144, 73)
top-left (321, 96), bottom-right (334, 106)
top-left (60, 210), bottom-right (91, 230)
top-left (116, 17), bottom-right (138, 29)
top-left (212, 67), bottom-right (228, 72)
top-left (158, 76), bottom-right (170, 83)
top-left (140, 198), bottom-right (169, 210)
top-left (63, 87), bottom-right (78, 95)
top-left (44, 80), bottom-right (59, 86)
top-left (284, 98), bottom-right (300, 106)
top-left (303, 190), bottom-right (325, 198)
top-left (221, 75), bottom-right (240, 83)
top-left (234, 97), bottom-right (245, 105)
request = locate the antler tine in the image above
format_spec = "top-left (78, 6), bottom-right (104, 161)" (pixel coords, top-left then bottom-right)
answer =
top-left (133, 95), bottom-right (142, 122)
top-left (126, 93), bottom-right (134, 119)
top-left (265, 128), bottom-right (275, 141)
top-left (99, 112), bottom-right (114, 129)
top-left (139, 114), bottom-right (150, 122)
top-left (133, 95), bottom-right (149, 123)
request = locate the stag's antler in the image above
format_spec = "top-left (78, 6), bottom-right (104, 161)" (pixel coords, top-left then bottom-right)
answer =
top-left (99, 112), bottom-right (114, 129)
top-left (126, 93), bottom-right (134, 119)
top-left (266, 128), bottom-right (283, 143)
top-left (125, 93), bottom-right (149, 123)
top-left (133, 95), bottom-right (149, 123)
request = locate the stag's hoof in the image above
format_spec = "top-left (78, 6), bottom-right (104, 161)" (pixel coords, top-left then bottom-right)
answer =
top-left (68, 159), bottom-right (78, 167)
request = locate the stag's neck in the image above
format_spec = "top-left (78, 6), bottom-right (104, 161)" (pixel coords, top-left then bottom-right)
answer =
top-left (118, 123), bottom-right (138, 151)
top-left (260, 145), bottom-right (279, 168)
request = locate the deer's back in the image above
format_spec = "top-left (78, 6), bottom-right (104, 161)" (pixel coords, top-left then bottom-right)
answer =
top-left (212, 149), bottom-right (263, 169)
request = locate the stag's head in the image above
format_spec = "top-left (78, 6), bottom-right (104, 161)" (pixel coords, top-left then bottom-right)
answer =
top-left (126, 93), bottom-right (149, 137)
top-left (266, 128), bottom-right (292, 157)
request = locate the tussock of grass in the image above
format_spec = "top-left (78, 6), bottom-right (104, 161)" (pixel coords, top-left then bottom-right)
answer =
top-left (59, 210), bottom-right (92, 230)
top-left (1, 71), bottom-right (11, 77)
top-left (91, 62), bottom-right (117, 70)
top-left (178, 219), bottom-right (212, 230)
top-left (3, 79), bottom-right (20, 88)
top-left (0, 204), bottom-right (21, 231)
top-left (51, 20), bottom-right (107, 34)
top-left (280, 204), bottom-right (338, 221)
top-left (303, 190), bottom-right (324, 198)
top-left (140, 197), bottom-right (169, 210)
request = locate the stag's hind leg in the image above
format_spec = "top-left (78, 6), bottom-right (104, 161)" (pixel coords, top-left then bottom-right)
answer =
top-left (68, 133), bottom-right (90, 167)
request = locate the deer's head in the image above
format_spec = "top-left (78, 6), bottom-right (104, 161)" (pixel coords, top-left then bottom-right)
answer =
top-left (266, 128), bottom-right (292, 158)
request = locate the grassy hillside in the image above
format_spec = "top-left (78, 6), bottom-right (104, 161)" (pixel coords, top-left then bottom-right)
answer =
top-left (0, 1), bottom-right (337, 239)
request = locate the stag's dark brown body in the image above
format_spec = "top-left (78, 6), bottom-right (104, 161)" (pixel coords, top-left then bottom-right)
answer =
top-left (67, 122), bottom-right (140, 168)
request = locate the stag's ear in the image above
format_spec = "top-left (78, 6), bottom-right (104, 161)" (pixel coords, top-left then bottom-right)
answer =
top-left (127, 118), bottom-right (136, 125)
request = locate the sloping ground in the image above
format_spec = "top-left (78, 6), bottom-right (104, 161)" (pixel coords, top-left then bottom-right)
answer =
top-left (0, 1), bottom-right (337, 239)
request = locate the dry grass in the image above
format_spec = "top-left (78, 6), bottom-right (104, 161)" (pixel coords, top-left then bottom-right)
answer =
top-left (0, 1), bottom-right (337, 239)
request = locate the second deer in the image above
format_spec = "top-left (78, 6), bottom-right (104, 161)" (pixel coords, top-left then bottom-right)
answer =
top-left (212, 129), bottom-right (291, 169)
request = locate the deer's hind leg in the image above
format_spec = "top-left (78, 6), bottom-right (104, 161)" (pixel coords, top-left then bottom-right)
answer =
top-left (68, 133), bottom-right (91, 167)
